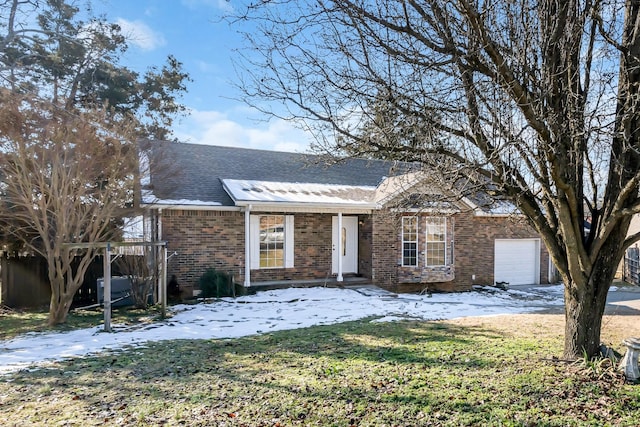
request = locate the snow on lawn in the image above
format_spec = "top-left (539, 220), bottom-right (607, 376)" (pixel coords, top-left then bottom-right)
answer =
top-left (0, 285), bottom-right (564, 374)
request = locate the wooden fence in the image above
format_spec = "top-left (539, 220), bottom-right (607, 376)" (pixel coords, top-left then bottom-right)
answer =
top-left (0, 255), bottom-right (124, 309)
top-left (623, 247), bottom-right (640, 286)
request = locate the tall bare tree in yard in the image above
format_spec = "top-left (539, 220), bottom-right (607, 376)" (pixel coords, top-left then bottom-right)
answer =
top-left (0, 91), bottom-right (138, 325)
top-left (235, 0), bottom-right (640, 359)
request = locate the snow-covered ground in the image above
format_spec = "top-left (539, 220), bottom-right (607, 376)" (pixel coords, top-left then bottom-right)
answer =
top-left (0, 284), bottom-right (565, 375)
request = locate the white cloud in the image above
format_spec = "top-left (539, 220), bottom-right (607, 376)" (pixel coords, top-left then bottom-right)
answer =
top-left (116, 18), bottom-right (166, 51)
top-left (181, 0), bottom-right (233, 12)
top-left (196, 60), bottom-right (219, 73)
top-left (172, 109), bottom-right (313, 153)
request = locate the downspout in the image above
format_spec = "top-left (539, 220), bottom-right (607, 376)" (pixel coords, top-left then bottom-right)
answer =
top-left (244, 204), bottom-right (252, 287)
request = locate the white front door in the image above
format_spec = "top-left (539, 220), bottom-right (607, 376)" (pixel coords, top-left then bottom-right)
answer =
top-left (332, 216), bottom-right (358, 275)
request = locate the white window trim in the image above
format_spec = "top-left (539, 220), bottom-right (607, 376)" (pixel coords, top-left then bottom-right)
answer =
top-left (425, 217), bottom-right (447, 267)
top-left (401, 216), bottom-right (418, 267)
top-left (250, 214), bottom-right (294, 269)
top-left (284, 215), bottom-right (294, 268)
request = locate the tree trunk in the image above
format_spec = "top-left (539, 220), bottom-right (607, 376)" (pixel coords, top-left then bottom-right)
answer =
top-left (562, 233), bottom-right (624, 359)
top-left (563, 280), bottom-right (608, 360)
top-left (48, 289), bottom-right (72, 325)
top-left (46, 262), bottom-right (84, 326)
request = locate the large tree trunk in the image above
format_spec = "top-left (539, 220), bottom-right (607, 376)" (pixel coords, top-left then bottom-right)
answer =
top-left (46, 256), bottom-right (90, 326)
top-left (562, 224), bottom-right (628, 359)
top-left (48, 287), bottom-right (73, 325)
top-left (564, 279), bottom-right (608, 359)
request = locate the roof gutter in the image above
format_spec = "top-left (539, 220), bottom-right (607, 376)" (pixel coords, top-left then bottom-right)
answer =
top-left (232, 200), bottom-right (378, 213)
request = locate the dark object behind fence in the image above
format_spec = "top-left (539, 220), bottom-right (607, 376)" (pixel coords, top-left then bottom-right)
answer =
top-left (1, 255), bottom-right (126, 309)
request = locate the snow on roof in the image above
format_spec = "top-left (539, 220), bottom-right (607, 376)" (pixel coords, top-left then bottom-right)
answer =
top-left (142, 190), bottom-right (222, 207)
top-left (463, 194), bottom-right (520, 216)
top-left (222, 179), bottom-right (377, 206)
top-left (482, 199), bottom-right (519, 216)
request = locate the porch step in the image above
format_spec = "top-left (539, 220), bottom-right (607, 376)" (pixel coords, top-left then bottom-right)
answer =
top-left (248, 276), bottom-right (371, 292)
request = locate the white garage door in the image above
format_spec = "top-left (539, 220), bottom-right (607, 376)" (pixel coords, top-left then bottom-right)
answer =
top-left (494, 239), bottom-right (540, 286)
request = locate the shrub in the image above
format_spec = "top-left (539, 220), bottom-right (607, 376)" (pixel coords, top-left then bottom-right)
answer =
top-left (198, 268), bottom-right (232, 298)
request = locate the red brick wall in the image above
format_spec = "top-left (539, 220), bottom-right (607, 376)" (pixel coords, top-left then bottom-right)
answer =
top-left (162, 210), bottom-right (245, 295)
top-left (358, 216), bottom-right (373, 278)
top-left (162, 208), bottom-right (549, 295)
top-left (371, 210), bottom-right (550, 292)
top-left (162, 210), bottom-right (371, 293)
top-left (249, 213), bottom-right (335, 282)
top-left (454, 211), bottom-right (550, 289)
top-left (370, 211), bottom-right (398, 289)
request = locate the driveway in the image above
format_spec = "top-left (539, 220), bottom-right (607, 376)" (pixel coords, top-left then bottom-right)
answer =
top-left (509, 283), bottom-right (640, 315)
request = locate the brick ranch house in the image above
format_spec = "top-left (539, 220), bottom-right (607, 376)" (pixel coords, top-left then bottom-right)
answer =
top-left (141, 141), bottom-right (553, 296)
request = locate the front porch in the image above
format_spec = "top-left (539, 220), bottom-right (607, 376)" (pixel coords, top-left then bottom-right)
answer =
top-left (241, 275), bottom-right (371, 293)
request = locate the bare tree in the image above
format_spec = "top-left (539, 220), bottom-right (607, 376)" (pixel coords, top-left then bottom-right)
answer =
top-left (234, 0), bottom-right (640, 359)
top-left (0, 90), bottom-right (138, 325)
top-left (0, 0), bottom-right (189, 324)
top-left (115, 250), bottom-right (156, 310)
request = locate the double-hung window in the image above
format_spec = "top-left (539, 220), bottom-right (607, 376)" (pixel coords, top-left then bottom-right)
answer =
top-left (250, 214), bottom-right (294, 269)
top-left (401, 216), bottom-right (418, 267)
top-left (425, 217), bottom-right (447, 266)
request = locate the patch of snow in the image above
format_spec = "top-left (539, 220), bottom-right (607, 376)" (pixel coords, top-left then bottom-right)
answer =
top-left (0, 285), bottom-right (566, 375)
top-left (141, 190), bottom-right (222, 206)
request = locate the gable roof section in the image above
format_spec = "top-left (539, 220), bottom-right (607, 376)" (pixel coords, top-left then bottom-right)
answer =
top-left (143, 141), bottom-right (403, 209)
top-left (143, 141), bottom-right (519, 216)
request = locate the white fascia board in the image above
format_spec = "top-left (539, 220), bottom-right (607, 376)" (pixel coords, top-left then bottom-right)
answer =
top-left (389, 207), bottom-right (460, 215)
top-left (474, 211), bottom-right (525, 218)
top-left (234, 200), bottom-right (376, 214)
top-left (142, 189), bottom-right (235, 211)
top-left (461, 196), bottom-right (480, 210)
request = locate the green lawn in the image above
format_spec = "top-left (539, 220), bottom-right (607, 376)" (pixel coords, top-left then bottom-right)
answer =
top-left (1, 317), bottom-right (639, 426)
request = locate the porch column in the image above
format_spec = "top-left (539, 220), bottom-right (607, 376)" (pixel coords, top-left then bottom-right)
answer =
top-left (156, 209), bottom-right (163, 304)
top-left (244, 205), bottom-right (251, 287)
top-left (337, 212), bottom-right (343, 282)
top-left (160, 246), bottom-right (167, 319)
top-left (103, 243), bottom-right (112, 332)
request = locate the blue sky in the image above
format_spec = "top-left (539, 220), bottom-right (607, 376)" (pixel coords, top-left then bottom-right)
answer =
top-left (92, 0), bottom-right (312, 152)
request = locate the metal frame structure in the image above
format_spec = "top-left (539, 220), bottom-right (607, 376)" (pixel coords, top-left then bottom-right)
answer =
top-left (62, 241), bottom-right (168, 332)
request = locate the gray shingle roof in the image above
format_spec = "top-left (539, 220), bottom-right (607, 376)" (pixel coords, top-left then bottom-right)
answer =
top-left (145, 141), bottom-right (405, 207)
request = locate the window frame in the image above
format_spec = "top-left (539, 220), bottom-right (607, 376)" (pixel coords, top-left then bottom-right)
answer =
top-left (425, 217), bottom-right (447, 267)
top-left (250, 214), bottom-right (294, 269)
top-left (401, 216), bottom-right (418, 267)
